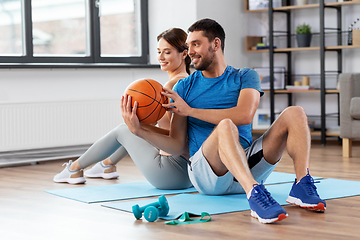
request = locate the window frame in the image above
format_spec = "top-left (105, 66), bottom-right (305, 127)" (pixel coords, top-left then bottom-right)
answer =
top-left (0, 0), bottom-right (150, 67)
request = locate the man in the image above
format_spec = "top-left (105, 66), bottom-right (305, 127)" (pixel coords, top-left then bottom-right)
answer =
top-left (122, 18), bottom-right (325, 224)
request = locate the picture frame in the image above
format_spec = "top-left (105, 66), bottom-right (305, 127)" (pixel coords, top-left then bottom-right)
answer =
top-left (248, 0), bottom-right (286, 10)
top-left (252, 109), bottom-right (271, 130)
top-left (253, 67), bottom-right (286, 90)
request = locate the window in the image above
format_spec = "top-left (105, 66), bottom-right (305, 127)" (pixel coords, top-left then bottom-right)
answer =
top-left (99, 0), bottom-right (141, 57)
top-left (0, 0), bottom-right (24, 56)
top-left (0, 0), bottom-right (149, 66)
top-left (31, 0), bottom-right (88, 56)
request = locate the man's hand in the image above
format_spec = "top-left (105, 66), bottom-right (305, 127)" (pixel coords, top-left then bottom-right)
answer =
top-left (162, 87), bottom-right (192, 117)
top-left (121, 94), bottom-right (141, 135)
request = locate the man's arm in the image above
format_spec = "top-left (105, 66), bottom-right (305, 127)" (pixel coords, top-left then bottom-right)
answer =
top-left (121, 95), bottom-right (187, 157)
top-left (156, 76), bottom-right (183, 131)
top-left (162, 87), bottom-right (260, 126)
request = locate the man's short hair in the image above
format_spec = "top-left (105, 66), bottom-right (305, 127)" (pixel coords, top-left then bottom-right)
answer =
top-left (188, 18), bottom-right (226, 52)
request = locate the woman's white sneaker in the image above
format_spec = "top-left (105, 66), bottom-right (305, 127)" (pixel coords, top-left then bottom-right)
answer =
top-left (84, 162), bottom-right (119, 179)
top-left (53, 160), bottom-right (86, 184)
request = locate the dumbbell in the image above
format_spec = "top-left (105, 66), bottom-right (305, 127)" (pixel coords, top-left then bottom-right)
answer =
top-left (132, 195), bottom-right (169, 222)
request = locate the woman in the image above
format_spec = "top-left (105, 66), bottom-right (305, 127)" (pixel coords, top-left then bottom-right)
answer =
top-left (54, 28), bottom-right (192, 190)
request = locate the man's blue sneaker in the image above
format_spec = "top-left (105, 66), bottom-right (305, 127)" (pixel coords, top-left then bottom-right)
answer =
top-left (286, 170), bottom-right (326, 212)
top-left (248, 182), bottom-right (288, 223)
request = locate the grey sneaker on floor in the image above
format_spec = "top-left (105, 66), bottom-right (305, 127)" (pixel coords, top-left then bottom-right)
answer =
top-left (84, 161), bottom-right (119, 179)
top-left (53, 160), bottom-right (86, 184)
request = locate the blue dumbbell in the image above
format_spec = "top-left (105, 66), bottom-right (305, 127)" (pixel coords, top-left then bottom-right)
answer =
top-left (143, 206), bottom-right (159, 222)
top-left (132, 195), bottom-right (169, 222)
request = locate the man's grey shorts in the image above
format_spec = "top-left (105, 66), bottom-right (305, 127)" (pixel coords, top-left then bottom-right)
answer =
top-left (188, 136), bottom-right (277, 195)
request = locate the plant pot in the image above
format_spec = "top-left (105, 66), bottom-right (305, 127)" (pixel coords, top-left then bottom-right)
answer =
top-left (296, 33), bottom-right (312, 47)
top-left (296, 0), bottom-right (308, 5)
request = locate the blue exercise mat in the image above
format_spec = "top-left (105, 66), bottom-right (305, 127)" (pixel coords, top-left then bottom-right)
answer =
top-left (102, 178), bottom-right (360, 220)
top-left (265, 171), bottom-right (321, 184)
top-left (45, 172), bottom-right (305, 204)
top-left (45, 181), bottom-right (197, 203)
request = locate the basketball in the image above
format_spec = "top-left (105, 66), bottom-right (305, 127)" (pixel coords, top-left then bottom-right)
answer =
top-left (124, 79), bottom-right (168, 124)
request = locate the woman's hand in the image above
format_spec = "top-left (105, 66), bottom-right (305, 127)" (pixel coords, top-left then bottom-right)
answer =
top-left (161, 87), bottom-right (192, 117)
top-left (121, 94), bottom-right (141, 135)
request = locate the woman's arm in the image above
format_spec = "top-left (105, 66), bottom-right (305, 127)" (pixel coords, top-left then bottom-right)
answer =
top-left (121, 94), bottom-right (187, 157)
top-left (141, 124), bottom-right (169, 135)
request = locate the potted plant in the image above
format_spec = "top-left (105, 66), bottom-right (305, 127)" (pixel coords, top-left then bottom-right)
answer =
top-left (296, 23), bottom-right (312, 48)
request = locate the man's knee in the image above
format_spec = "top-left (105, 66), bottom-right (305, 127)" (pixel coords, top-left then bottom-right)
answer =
top-left (217, 118), bottom-right (238, 133)
top-left (282, 106), bottom-right (307, 122)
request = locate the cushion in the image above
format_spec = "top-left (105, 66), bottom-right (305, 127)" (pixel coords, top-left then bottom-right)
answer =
top-left (350, 97), bottom-right (360, 120)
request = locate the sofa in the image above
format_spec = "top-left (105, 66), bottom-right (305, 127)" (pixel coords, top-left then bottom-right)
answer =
top-left (339, 73), bottom-right (360, 157)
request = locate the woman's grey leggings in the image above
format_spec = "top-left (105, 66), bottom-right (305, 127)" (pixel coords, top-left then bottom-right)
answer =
top-left (77, 124), bottom-right (192, 190)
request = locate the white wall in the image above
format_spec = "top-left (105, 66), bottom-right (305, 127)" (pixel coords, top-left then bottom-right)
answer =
top-left (148, 0), bottom-right (197, 65)
top-left (195, 0), bottom-right (265, 68)
top-left (1, 0), bottom-right (359, 127)
top-left (0, 68), bottom-right (170, 103)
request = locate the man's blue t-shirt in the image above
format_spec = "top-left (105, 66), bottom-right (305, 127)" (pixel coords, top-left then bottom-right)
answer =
top-left (173, 65), bottom-right (264, 157)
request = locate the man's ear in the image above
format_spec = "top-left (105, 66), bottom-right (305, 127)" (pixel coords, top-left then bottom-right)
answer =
top-left (213, 37), bottom-right (221, 52)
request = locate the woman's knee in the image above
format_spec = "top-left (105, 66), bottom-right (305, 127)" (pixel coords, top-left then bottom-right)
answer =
top-left (114, 123), bottom-right (128, 132)
top-left (112, 123), bottom-right (132, 139)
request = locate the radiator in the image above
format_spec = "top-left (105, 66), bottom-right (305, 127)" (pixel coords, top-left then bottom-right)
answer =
top-left (0, 100), bottom-right (122, 166)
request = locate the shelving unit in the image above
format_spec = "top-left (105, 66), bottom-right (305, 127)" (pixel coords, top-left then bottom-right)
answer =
top-left (252, 128), bottom-right (340, 137)
top-left (245, 43), bottom-right (360, 53)
top-left (245, 0), bottom-right (360, 145)
top-left (245, 1), bottom-right (359, 12)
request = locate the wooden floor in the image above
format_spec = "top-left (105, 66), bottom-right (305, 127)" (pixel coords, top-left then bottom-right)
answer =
top-left (1, 142), bottom-right (360, 240)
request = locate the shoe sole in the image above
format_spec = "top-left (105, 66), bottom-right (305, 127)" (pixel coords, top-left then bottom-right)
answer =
top-left (53, 177), bottom-right (86, 184)
top-left (84, 172), bottom-right (119, 179)
top-left (286, 196), bottom-right (326, 212)
top-left (251, 210), bottom-right (288, 224)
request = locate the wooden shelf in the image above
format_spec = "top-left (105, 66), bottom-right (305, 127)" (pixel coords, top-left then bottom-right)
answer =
top-left (275, 47), bottom-right (319, 52)
top-left (263, 89), bottom-right (339, 93)
top-left (245, 8), bottom-right (268, 13)
top-left (252, 129), bottom-right (339, 137)
top-left (310, 131), bottom-right (340, 137)
top-left (251, 129), bottom-right (266, 134)
top-left (246, 45), bottom-right (360, 53)
top-left (246, 47), bottom-right (319, 53)
top-left (325, 132), bottom-right (340, 137)
top-left (245, 36), bottom-right (264, 52)
top-left (326, 45), bottom-right (360, 50)
top-left (325, 89), bottom-right (340, 94)
top-left (245, 1), bottom-right (360, 12)
top-left (273, 4), bottom-right (319, 11)
top-left (245, 49), bottom-right (269, 53)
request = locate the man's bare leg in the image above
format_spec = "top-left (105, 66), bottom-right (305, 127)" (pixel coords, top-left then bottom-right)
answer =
top-left (201, 118), bottom-right (257, 194)
top-left (262, 106), bottom-right (310, 181)
top-left (261, 106), bottom-right (326, 211)
top-left (200, 118), bottom-right (287, 223)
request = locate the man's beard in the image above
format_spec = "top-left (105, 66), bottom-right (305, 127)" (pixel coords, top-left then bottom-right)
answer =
top-left (193, 46), bottom-right (215, 71)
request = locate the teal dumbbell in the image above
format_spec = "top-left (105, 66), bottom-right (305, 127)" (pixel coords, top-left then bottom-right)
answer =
top-left (132, 195), bottom-right (169, 222)
top-left (143, 206), bottom-right (159, 222)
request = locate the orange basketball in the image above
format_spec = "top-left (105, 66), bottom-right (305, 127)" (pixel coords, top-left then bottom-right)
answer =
top-left (124, 79), bottom-right (168, 124)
